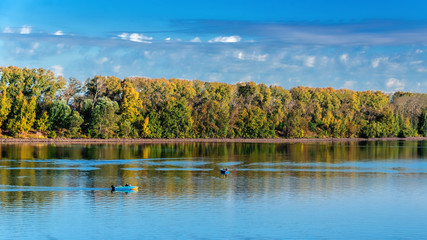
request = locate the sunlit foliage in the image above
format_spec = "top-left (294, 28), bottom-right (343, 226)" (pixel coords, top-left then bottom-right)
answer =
top-left (0, 66), bottom-right (425, 138)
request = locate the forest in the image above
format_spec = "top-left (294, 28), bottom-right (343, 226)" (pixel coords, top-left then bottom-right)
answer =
top-left (0, 66), bottom-right (426, 139)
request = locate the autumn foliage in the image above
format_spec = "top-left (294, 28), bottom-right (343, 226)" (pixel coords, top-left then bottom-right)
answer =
top-left (0, 66), bottom-right (426, 138)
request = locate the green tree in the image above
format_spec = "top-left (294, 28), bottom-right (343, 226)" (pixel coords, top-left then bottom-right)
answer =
top-left (419, 111), bottom-right (427, 137)
top-left (161, 97), bottom-right (193, 138)
top-left (234, 106), bottom-right (275, 138)
top-left (49, 100), bottom-right (72, 130)
top-left (35, 111), bottom-right (50, 132)
top-left (0, 78), bottom-right (11, 129)
top-left (67, 111), bottom-right (83, 137)
top-left (88, 97), bottom-right (120, 138)
top-left (146, 111), bottom-right (162, 138)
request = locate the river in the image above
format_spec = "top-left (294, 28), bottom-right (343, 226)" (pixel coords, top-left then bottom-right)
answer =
top-left (0, 141), bottom-right (426, 239)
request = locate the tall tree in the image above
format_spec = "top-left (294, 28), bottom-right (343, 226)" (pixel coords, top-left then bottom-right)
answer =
top-left (88, 97), bottom-right (120, 138)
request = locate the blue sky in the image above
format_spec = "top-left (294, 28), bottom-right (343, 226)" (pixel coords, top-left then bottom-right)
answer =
top-left (1, 0), bottom-right (427, 92)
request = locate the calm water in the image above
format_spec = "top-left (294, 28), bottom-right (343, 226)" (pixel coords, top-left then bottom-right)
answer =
top-left (0, 141), bottom-right (426, 239)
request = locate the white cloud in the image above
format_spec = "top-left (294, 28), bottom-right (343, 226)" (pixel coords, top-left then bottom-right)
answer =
top-left (305, 56), bottom-right (316, 67)
top-left (340, 54), bottom-right (348, 63)
top-left (129, 33), bottom-right (152, 43)
top-left (20, 26), bottom-right (31, 34)
top-left (3, 27), bottom-right (13, 33)
top-left (343, 80), bottom-right (356, 89)
top-left (118, 33), bottom-right (128, 39)
top-left (371, 59), bottom-right (380, 68)
top-left (237, 52), bottom-right (244, 60)
top-left (51, 65), bottom-right (64, 77)
top-left (417, 67), bottom-right (427, 72)
top-left (53, 30), bottom-right (64, 36)
top-left (208, 35), bottom-right (241, 43)
top-left (287, 78), bottom-right (301, 83)
top-left (240, 75), bottom-right (252, 82)
top-left (319, 56), bottom-right (330, 66)
top-left (190, 37), bottom-right (201, 43)
top-left (371, 57), bottom-right (389, 68)
top-left (235, 51), bottom-right (268, 61)
top-left (165, 37), bottom-right (171, 41)
top-left (294, 55), bottom-right (316, 67)
top-left (386, 78), bottom-right (405, 90)
top-left (55, 43), bottom-right (65, 54)
top-left (113, 65), bottom-right (121, 73)
top-left (415, 49), bottom-right (424, 54)
top-left (207, 73), bottom-right (223, 82)
top-left (118, 33), bottom-right (152, 43)
top-left (96, 57), bottom-right (108, 64)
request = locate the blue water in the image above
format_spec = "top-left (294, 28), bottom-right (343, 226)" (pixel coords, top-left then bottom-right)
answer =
top-left (0, 141), bottom-right (426, 239)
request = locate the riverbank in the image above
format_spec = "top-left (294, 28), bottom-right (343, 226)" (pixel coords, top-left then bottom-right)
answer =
top-left (0, 137), bottom-right (425, 144)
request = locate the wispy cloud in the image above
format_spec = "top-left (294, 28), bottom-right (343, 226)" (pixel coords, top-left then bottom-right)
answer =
top-left (51, 65), bottom-right (64, 76)
top-left (113, 65), bottom-right (121, 73)
top-left (371, 57), bottom-right (389, 68)
top-left (340, 54), bottom-right (348, 64)
top-left (20, 26), bottom-right (32, 34)
top-left (386, 78), bottom-right (405, 91)
top-left (96, 57), bottom-right (109, 64)
top-left (3, 27), bottom-right (13, 33)
top-left (118, 33), bottom-right (153, 43)
top-left (3, 26), bottom-right (33, 34)
top-left (173, 19), bottom-right (427, 46)
top-left (295, 55), bottom-right (316, 67)
top-left (190, 37), bottom-right (201, 42)
top-left (53, 30), bottom-right (64, 36)
top-left (343, 80), bottom-right (356, 89)
top-left (235, 51), bottom-right (268, 61)
top-left (208, 35), bottom-right (241, 43)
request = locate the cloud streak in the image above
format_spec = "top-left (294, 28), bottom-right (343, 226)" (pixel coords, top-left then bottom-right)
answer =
top-left (208, 35), bottom-right (241, 43)
top-left (172, 19), bottom-right (427, 46)
top-left (118, 33), bottom-right (153, 43)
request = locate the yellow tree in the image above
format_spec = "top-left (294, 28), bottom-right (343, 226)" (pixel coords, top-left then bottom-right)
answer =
top-left (121, 80), bottom-right (142, 123)
top-left (120, 79), bottom-right (143, 137)
top-left (0, 77), bottom-right (11, 128)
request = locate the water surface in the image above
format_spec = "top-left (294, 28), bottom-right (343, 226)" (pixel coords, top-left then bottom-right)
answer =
top-left (0, 141), bottom-right (426, 239)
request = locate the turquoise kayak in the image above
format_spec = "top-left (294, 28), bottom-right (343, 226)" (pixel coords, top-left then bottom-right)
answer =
top-left (111, 185), bottom-right (138, 191)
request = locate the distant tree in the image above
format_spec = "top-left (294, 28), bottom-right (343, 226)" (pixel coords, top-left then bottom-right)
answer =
top-left (234, 106), bottom-right (275, 138)
top-left (120, 80), bottom-right (142, 127)
top-left (67, 111), bottom-right (83, 137)
top-left (146, 111), bottom-right (162, 138)
top-left (85, 76), bottom-right (122, 104)
top-left (35, 111), bottom-right (50, 132)
top-left (161, 97), bottom-right (193, 138)
top-left (0, 77), bottom-right (12, 129)
top-left (49, 100), bottom-right (72, 130)
top-left (419, 111), bottom-right (427, 137)
top-left (88, 97), bottom-right (120, 138)
top-left (62, 77), bottom-right (82, 105)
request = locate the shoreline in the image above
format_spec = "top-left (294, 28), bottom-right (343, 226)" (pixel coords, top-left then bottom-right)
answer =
top-left (0, 137), bottom-right (425, 144)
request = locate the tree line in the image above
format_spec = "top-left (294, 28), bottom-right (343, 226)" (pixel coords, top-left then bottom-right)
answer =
top-left (0, 66), bottom-right (426, 139)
